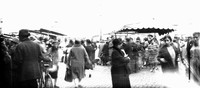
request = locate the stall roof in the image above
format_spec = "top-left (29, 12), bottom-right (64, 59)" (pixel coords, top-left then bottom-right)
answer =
top-left (40, 28), bottom-right (67, 36)
top-left (116, 27), bottom-right (175, 35)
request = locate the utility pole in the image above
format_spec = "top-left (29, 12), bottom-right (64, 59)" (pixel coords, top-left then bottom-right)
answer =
top-left (0, 18), bottom-right (3, 34)
top-left (100, 29), bottom-right (102, 41)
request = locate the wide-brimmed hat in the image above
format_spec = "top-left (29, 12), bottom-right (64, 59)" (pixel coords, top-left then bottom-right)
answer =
top-left (18, 29), bottom-right (30, 37)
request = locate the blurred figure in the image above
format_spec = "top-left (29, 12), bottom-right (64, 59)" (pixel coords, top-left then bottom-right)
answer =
top-left (159, 38), bottom-right (165, 48)
top-left (13, 29), bottom-right (50, 88)
top-left (98, 41), bottom-right (105, 65)
top-left (147, 34), bottom-right (154, 44)
top-left (8, 37), bottom-right (20, 88)
top-left (66, 39), bottom-right (74, 47)
top-left (157, 35), bottom-right (180, 73)
top-left (65, 39), bottom-right (74, 64)
top-left (67, 40), bottom-right (91, 88)
top-left (101, 41), bottom-right (110, 65)
top-left (185, 36), bottom-right (194, 80)
top-left (9, 37), bottom-right (19, 58)
top-left (0, 35), bottom-right (12, 88)
top-left (131, 37), bottom-right (143, 73)
top-left (81, 40), bottom-right (86, 48)
top-left (146, 35), bottom-right (159, 72)
top-left (38, 36), bottom-right (47, 53)
top-left (47, 41), bottom-right (59, 88)
top-left (85, 39), bottom-right (95, 78)
top-left (123, 38), bottom-right (134, 72)
top-left (135, 37), bottom-right (145, 71)
top-left (85, 39), bottom-right (95, 66)
top-left (111, 38), bottom-right (131, 88)
top-left (190, 32), bottom-right (200, 85)
top-left (142, 37), bottom-right (149, 67)
top-left (91, 41), bottom-right (97, 64)
top-left (123, 38), bottom-right (134, 60)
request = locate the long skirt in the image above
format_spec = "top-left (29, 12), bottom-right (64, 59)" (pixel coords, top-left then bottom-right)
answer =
top-left (71, 63), bottom-right (85, 81)
top-left (111, 66), bottom-right (131, 88)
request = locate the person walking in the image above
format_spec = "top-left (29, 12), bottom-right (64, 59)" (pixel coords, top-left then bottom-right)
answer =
top-left (157, 35), bottom-right (180, 73)
top-left (85, 39), bottom-right (95, 77)
top-left (85, 39), bottom-right (95, 67)
top-left (111, 38), bottom-right (131, 88)
top-left (13, 29), bottom-right (50, 88)
top-left (190, 32), bottom-right (200, 85)
top-left (67, 39), bottom-right (91, 88)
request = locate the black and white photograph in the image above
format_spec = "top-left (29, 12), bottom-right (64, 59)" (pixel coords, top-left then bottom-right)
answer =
top-left (1, 0), bottom-right (200, 88)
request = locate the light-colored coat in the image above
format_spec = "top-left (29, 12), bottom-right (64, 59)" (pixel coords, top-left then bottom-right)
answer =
top-left (68, 44), bottom-right (89, 80)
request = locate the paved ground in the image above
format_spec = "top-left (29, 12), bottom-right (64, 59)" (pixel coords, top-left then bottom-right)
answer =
top-left (55, 62), bottom-right (200, 88)
top-left (55, 49), bottom-right (200, 88)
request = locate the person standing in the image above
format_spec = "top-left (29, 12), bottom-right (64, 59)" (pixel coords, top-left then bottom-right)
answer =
top-left (190, 32), bottom-right (200, 85)
top-left (157, 35), bottom-right (180, 73)
top-left (13, 29), bottom-right (50, 88)
top-left (123, 38), bottom-right (134, 73)
top-left (0, 35), bottom-right (12, 88)
top-left (101, 41), bottom-right (110, 65)
top-left (9, 37), bottom-right (20, 88)
top-left (98, 41), bottom-right (105, 65)
top-left (67, 40), bottom-right (91, 88)
top-left (91, 41), bottom-right (97, 64)
top-left (47, 41), bottom-right (59, 88)
top-left (111, 38), bottom-right (131, 88)
top-left (131, 37), bottom-right (143, 73)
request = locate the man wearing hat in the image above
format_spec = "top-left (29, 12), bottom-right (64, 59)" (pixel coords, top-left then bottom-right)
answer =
top-left (14, 29), bottom-right (50, 88)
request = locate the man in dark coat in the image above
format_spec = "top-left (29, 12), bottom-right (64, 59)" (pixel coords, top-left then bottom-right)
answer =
top-left (14, 29), bottom-right (50, 88)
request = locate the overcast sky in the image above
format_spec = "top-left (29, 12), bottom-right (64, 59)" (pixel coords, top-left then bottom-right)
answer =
top-left (0, 0), bottom-right (200, 38)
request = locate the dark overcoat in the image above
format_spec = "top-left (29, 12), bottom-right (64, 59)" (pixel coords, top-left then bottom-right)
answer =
top-left (85, 45), bottom-right (95, 64)
top-left (157, 45), bottom-right (179, 73)
top-left (14, 39), bottom-right (47, 81)
top-left (111, 47), bottom-right (131, 88)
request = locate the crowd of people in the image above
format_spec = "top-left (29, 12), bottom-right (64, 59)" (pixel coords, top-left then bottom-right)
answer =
top-left (98, 34), bottom-right (160, 73)
top-left (1, 28), bottom-right (200, 88)
top-left (98, 32), bottom-right (200, 87)
top-left (0, 29), bottom-right (98, 88)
